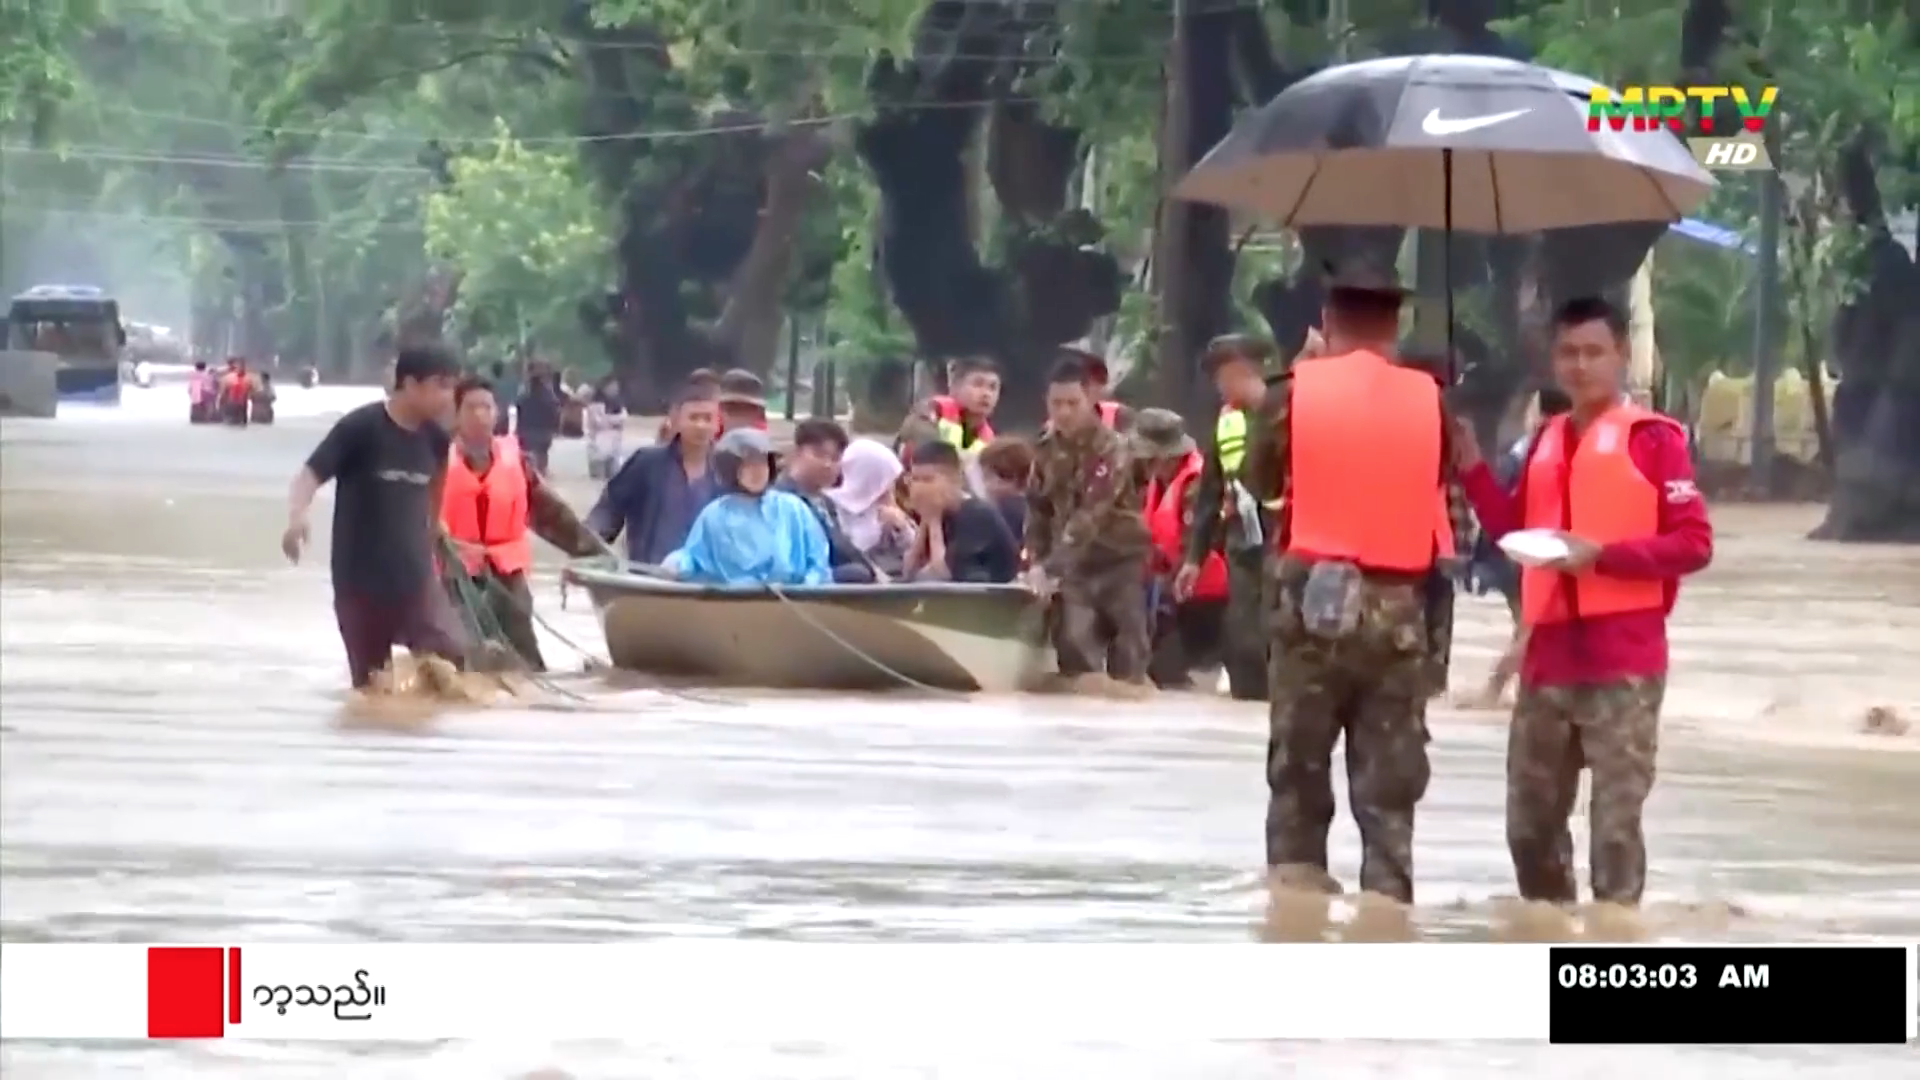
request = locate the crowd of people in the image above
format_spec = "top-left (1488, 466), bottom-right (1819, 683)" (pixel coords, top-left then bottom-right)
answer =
top-left (186, 356), bottom-right (277, 426)
top-left (280, 257), bottom-right (1713, 909)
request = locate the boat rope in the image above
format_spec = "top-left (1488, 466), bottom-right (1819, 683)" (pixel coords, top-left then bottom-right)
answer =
top-left (440, 559), bottom-right (593, 706)
top-left (765, 582), bottom-right (973, 698)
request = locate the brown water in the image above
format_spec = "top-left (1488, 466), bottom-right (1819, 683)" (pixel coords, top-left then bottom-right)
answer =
top-left (3, 388), bottom-right (1917, 1077)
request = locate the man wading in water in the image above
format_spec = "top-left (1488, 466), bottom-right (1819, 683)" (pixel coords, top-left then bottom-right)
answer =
top-left (1458, 297), bottom-right (1712, 907)
top-left (440, 375), bottom-right (604, 671)
top-left (282, 345), bottom-right (467, 689)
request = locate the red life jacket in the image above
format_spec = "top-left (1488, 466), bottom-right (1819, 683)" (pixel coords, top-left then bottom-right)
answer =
top-left (1145, 451), bottom-right (1228, 600)
top-left (440, 437), bottom-right (533, 577)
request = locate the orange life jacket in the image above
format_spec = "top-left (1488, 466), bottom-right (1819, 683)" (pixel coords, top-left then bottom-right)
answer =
top-left (440, 436), bottom-right (534, 577)
top-left (1146, 451), bottom-right (1228, 600)
top-left (1283, 349), bottom-right (1454, 573)
top-left (223, 372), bottom-right (250, 404)
top-left (1518, 405), bottom-right (1679, 626)
top-left (928, 395), bottom-right (993, 450)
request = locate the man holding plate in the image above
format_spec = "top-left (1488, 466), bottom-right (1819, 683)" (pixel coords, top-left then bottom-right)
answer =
top-left (1455, 297), bottom-right (1713, 908)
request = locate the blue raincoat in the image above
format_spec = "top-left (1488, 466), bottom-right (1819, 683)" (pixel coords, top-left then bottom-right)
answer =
top-left (663, 429), bottom-right (831, 587)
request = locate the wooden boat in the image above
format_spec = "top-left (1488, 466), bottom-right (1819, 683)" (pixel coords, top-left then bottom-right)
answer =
top-left (563, 560), bottom-right (1043, 693)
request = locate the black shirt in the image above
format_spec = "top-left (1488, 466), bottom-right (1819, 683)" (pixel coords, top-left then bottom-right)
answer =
top-left (305, 401), bottom-right (450, 598)
top-left (936, 497), bottom-right (1022, 584)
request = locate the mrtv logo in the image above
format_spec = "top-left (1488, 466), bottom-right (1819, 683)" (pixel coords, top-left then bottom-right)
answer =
top-left (1587, 86), bottom-right (1779, 172)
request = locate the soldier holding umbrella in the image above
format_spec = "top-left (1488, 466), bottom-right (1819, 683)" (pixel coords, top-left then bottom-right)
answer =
top-left (1176, 55), bottom-right (1715, 904)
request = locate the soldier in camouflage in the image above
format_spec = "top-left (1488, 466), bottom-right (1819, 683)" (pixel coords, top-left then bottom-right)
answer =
top-left (1177, 334), bottom-right (1297, 700)
top-left (1025, 357), bottom-right (1153, 690)
top-left (1256, 264), bottom-right (1475, 905)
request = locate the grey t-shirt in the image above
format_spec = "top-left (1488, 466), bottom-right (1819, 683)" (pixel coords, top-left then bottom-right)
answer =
top-left (305, 401), bottom-right (450, 598)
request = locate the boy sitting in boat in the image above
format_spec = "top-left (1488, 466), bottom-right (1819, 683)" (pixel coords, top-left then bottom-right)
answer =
top-left (659, 428), bottom-right (831, 587)
top-left (899, 440), bottom-right (1022, 584)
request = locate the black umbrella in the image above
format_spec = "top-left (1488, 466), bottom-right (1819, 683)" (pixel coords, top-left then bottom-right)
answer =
top-left (1176, 55), bottom-right (1715, 230)
top-left (1176, 55), bottom-right (1715, 377)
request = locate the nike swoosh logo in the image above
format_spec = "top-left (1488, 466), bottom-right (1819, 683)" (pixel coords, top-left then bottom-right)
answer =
top-left (1420, 108), bottom-right (1530, 136)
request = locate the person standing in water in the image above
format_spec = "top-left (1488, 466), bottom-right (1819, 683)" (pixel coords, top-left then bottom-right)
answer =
top-left (1178, 333), bottom-right (1288, 701)
top-left (282, 345), bottom-right (467, 689)
top-left (440, 376), bottom-right (604, 671)
top-left (1025, 357), bottom-right (1153, 694)
top-left (1258, 262), bottom-right (1471, 904)
top-left (661, 428), bottom-right (831, 586)
top-left (1456, 297), bottom-right (1712, 907)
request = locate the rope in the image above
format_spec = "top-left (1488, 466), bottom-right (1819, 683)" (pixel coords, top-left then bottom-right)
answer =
top-left (437, 539), bottom-right (591, 705)
top-left (765, 582), bottom-right (969, 696)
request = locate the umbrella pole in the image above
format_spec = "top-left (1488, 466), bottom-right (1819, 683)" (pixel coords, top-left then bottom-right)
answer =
top-left (1442, 148), bottom-right (1455, 383)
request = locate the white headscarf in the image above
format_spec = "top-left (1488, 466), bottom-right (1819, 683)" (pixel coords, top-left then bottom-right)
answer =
top-left (826, 439), bottom-right (904, 552)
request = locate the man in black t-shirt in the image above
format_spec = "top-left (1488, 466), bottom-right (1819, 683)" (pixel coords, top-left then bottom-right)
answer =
top-left (901, 440), bottom-right (1021, 584)
top-left (282, 346), bottom-right (466, 688)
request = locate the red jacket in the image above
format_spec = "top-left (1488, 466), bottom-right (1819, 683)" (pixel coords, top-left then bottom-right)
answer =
top-left (1463, 418), bottom-right (1712, 687)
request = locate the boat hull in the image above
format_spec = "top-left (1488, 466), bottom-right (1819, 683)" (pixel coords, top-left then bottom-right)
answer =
top-left (565, 562), bottom-right (1043, 693)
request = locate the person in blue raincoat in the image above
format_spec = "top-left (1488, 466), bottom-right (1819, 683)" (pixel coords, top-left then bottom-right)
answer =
top-left (661, 428), bottom-right (832, 587)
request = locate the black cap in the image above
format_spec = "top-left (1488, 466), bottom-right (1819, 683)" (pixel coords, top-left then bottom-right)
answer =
top-left (393, 344), bottom-right (460, 386)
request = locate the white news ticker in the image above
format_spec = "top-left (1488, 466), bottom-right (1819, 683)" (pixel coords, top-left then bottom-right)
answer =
top-left (3, 943), bottom-right (1553, 1041)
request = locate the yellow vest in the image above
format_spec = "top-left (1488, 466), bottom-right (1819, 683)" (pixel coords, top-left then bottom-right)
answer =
top-left (1216, 409), bottom-right (1248, 475)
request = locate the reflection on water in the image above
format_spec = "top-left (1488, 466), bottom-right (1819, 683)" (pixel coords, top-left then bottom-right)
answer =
top-left (3, 390), bottom-right (1916, 1076)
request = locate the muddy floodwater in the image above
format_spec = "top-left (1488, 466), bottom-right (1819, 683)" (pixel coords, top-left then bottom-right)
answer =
top-left (3, 387), bottom-right (1917, 1078)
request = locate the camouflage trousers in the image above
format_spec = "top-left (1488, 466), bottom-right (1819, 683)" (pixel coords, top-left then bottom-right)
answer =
top-left (1506, 675), bottom-right (1666, 906)
top-left (1221, 546), bottom-right (1268, 701)
top-left (1053, 559), bottom-right (1152, 683)
top-left (1264, 565), bottom-right (1433, 904)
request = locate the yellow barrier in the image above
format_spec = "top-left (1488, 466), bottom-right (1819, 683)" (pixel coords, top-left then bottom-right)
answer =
top-left (1696, 368), bottom-right (1837, 465)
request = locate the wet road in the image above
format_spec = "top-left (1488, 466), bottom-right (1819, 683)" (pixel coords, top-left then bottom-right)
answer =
top-left (3, 387), bottom-right (1917, 1077)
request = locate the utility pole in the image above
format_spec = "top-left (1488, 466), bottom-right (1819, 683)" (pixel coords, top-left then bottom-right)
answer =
top-left (1750, 171), bottom-right (1782, 496)
top-left (1152, 0), bottom-right (1191, 405)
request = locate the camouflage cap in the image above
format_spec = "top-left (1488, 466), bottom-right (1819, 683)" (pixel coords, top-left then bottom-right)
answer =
top-left (1201, 333), bottom-right (1278, 373)
top-left (1130, 407), bottom-right (1194, 459)
top-left (718, 368), bottom-right (766, 407)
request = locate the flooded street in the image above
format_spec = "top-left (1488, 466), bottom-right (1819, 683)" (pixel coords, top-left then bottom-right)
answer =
top-left (3, 387), bottom-right (1917, 1078)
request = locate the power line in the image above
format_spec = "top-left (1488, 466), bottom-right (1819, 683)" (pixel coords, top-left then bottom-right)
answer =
top-left (3, 95), bottom-right (1040, 172)
top-left (1, 204), bottom-right (427, 233)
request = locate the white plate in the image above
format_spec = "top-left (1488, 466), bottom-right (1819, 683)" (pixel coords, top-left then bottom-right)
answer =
top-left (1497, 529), bottom-right (1572, 568)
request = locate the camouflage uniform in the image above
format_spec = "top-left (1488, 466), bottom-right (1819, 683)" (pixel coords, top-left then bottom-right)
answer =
top-left (1257, 369), bottom-right (1475, 903)
top-left (1026, 422), bottom-right (1153, 682)
top-left (1507, 676), bottom-right (1666, 905)
top-left (1183, 377), bottom-right (1287, 701)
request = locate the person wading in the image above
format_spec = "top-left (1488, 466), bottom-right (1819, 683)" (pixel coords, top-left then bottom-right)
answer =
top-left (1456, 297), bottom-right (1712, 907)
top-left (1025, 356), bottom-right (1154, 695)
top-left (440, 376), bottom-right (604, 671)
top-left (1134, 408), bottom-right (1228, 690)
top-left (515, 359), bottom-right (562, 475)
top-left (1259, 262), bottom-right (1472, 904)
top-left (1178, 333), bottom-right (1293, 701)
top-left (282, 345), bottom-right (468, 689)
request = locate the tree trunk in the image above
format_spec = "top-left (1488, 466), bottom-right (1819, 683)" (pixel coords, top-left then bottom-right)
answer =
top-left (709, 128), bottom-right (831, 376)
